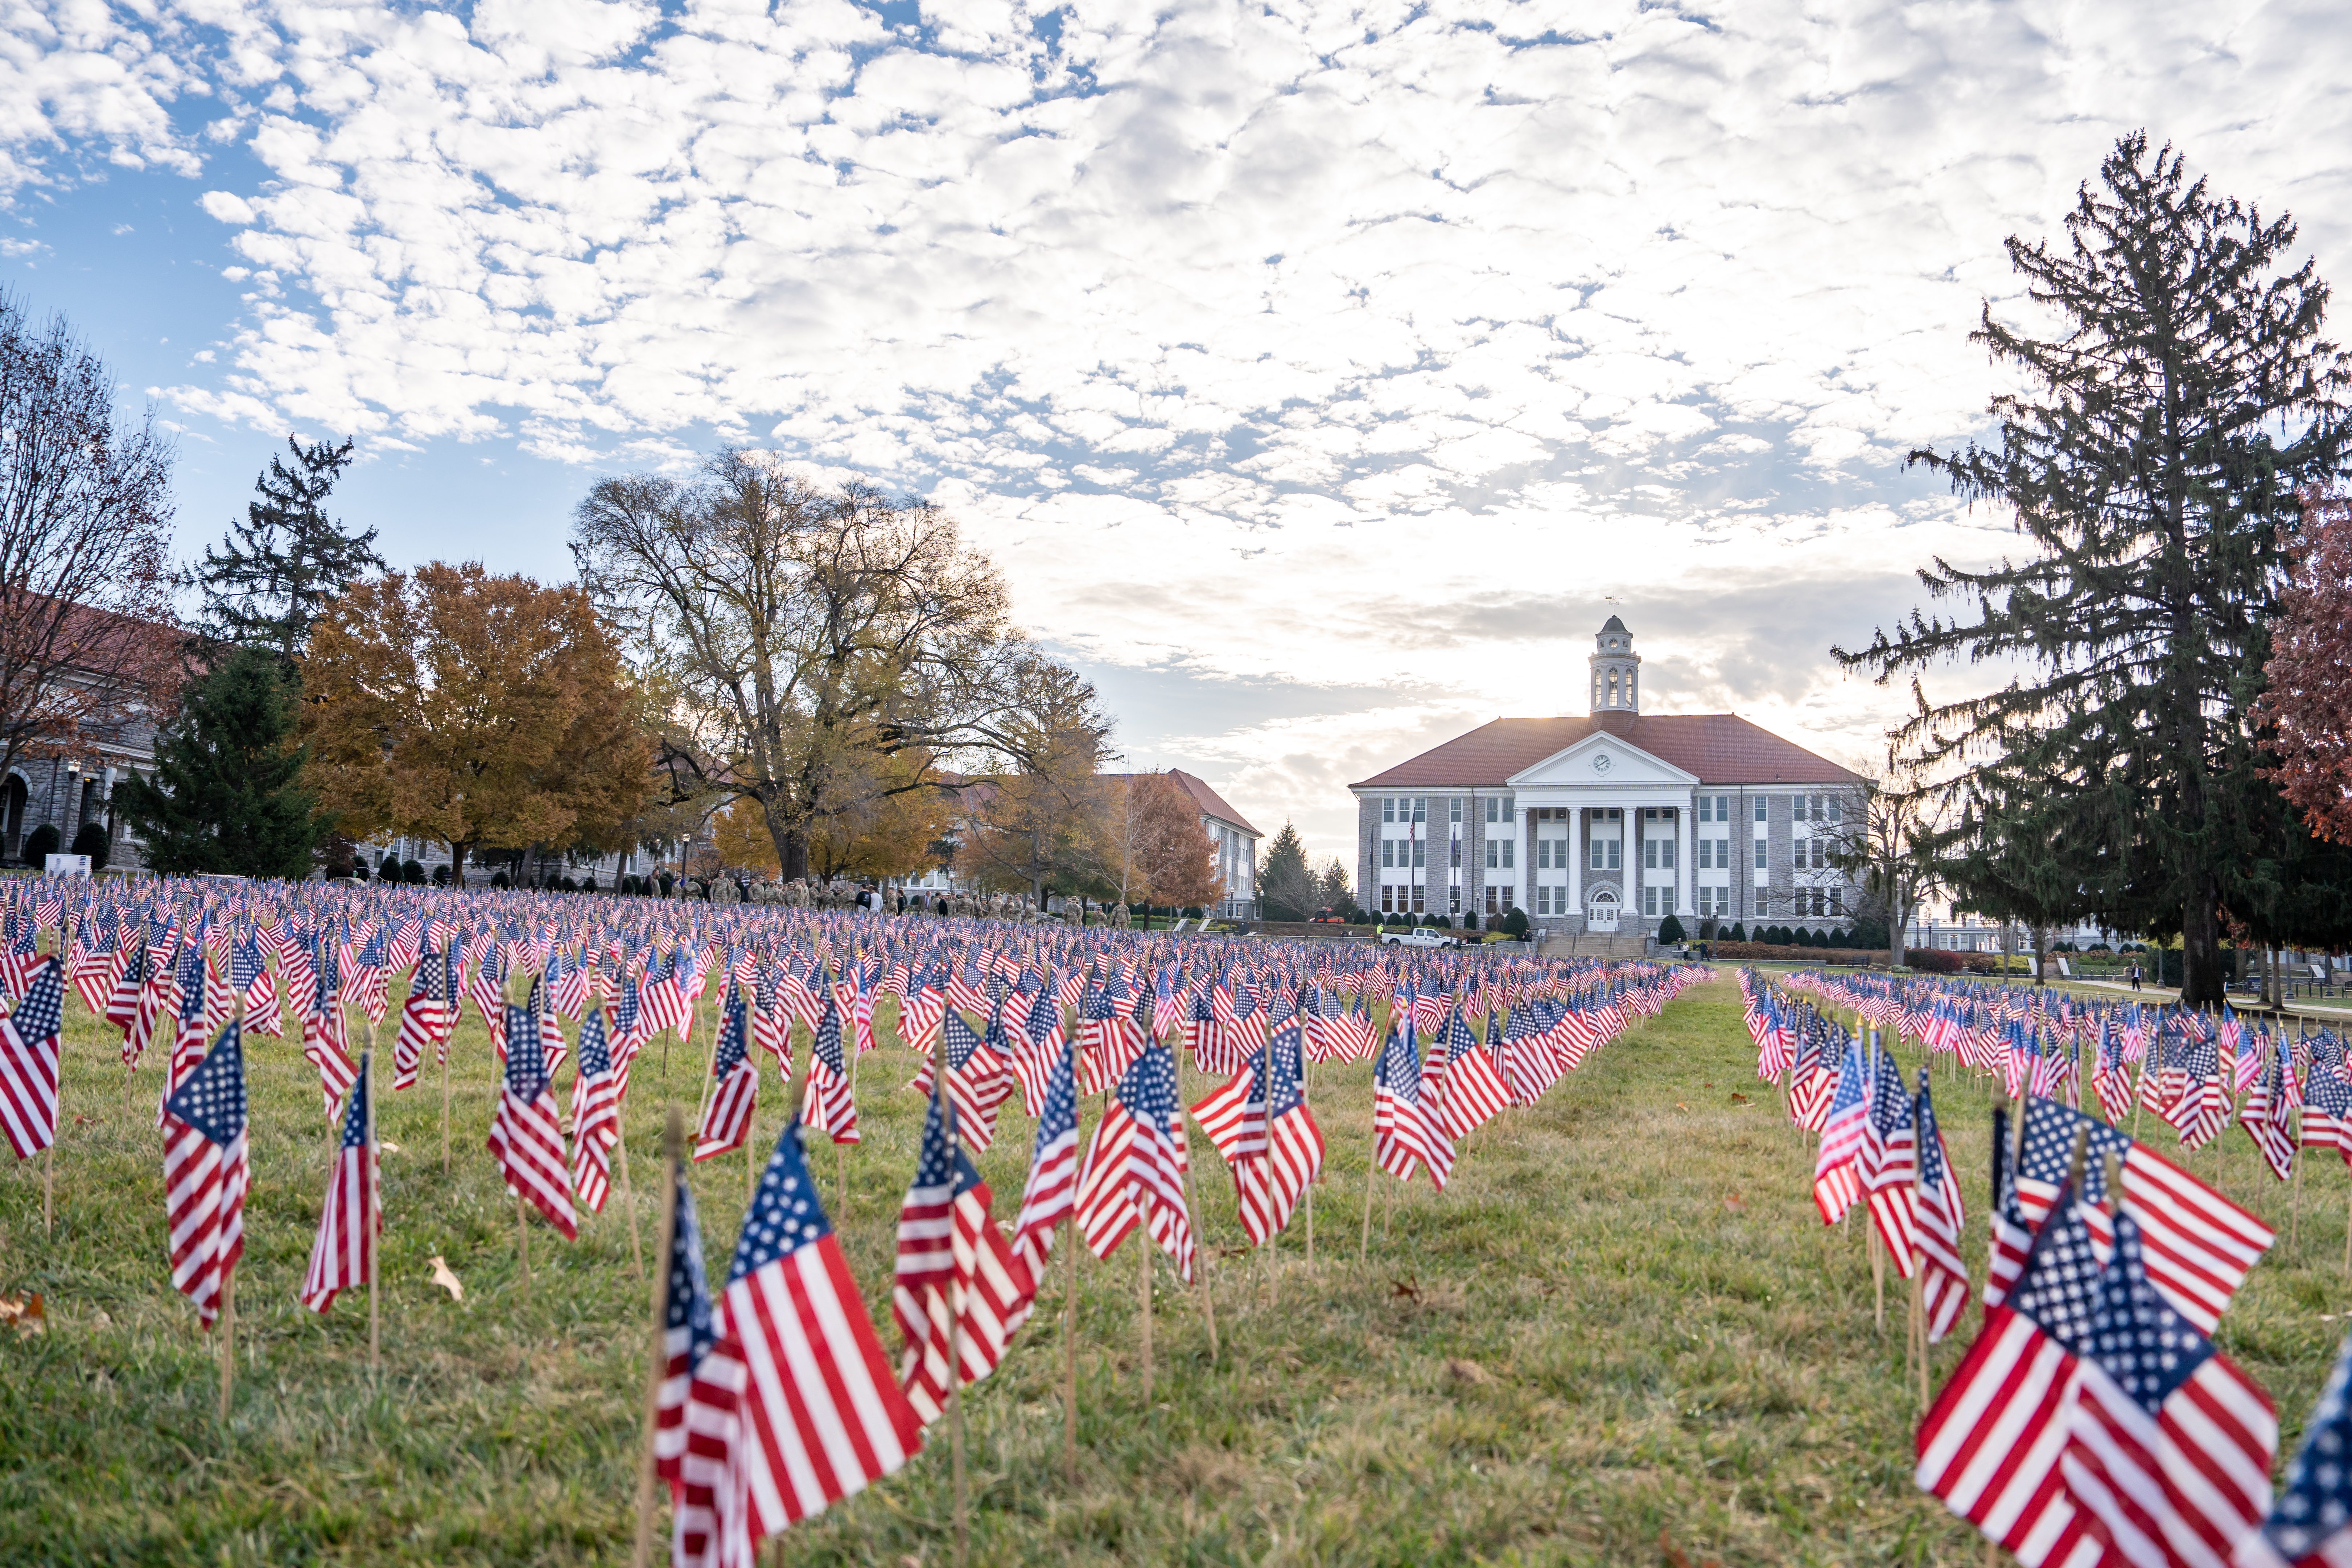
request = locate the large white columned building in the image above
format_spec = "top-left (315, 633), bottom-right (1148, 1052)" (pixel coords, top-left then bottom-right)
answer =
top-left (1348, 617), bottom-right (1870, 937)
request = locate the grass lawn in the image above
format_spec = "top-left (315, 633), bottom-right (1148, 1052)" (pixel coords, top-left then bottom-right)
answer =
top-left (4, 970), bottom-right (2349, 1565)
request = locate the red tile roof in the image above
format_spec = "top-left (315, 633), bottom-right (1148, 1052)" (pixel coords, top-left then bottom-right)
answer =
top-left (1348, 714), bottom-right (1865, 790)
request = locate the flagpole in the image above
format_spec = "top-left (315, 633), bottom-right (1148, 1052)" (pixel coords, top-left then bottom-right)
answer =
top-left (220, 990), bottom-right (246, 1423)
top-left (441, 953), bottom-right (455, 1176)
top-left (508, 972), bottom-right (532, 1297)
top-left (928, 995), bottom-right (968, 1568)
top-left (1137, 1219), bottom-right (1153, 1407)
top-left (1063, 1210), bottom-right (1079, 1487)
top-left (365, 1023), bottom-right (380, 1380)
top-left (630, 1108), bottom-right (683, 1568)
top-left (615, 1114), bottom-right (644, 1281)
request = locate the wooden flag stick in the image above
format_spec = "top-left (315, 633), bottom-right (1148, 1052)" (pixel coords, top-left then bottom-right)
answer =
top-left (1869, 1214), bottom-right (1886, 1335)
top-left (440, 1028), bottom-right (453, 1176)
top-left (43, 1143), bottom-right (53, 1238)
top-left (631, 1110), bottom-right (684, 1568)
top-left (365, 1024), bottom-right (380, 1380)
top-left (926, 1003), bottom-right (968, 1568)
top-left (1137, 1228), bottom-right (1153, 1406)
top-left (1062, 1212), bottom-right (1079, 1488)
top-left (218, 1272), bottom-right (236, 1421)
top-left (517, 1194), bottom-right (532, 1296)
top-left (1178, 1145), bottom-right (1218, 1361)
top-left (1359, 1155), bottom-right (1379, 1264)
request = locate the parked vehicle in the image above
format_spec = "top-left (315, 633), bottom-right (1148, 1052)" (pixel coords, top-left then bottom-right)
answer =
top-left (1379, 926), bottom-right (1462, 949)
top-left (1309, 908), bottom-right (1349, 924)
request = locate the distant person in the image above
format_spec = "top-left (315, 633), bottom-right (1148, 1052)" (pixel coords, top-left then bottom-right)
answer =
top-left (2129, 962), bottom-right (2142, 991)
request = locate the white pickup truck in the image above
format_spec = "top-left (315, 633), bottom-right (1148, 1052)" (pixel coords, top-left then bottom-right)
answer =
top-left (1379, 926), bottom-right (1463, 949)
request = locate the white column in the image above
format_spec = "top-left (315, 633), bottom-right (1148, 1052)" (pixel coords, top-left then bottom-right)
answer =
top-left (1676, 804), bottom-right (1694, 916)
top-left (1566, 808), bottom-right (1583, 926)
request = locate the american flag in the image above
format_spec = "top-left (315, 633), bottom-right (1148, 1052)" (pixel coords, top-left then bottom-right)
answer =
top-left (1263, 993), bottom-right (1324, 1239)
top-left (2240, 1324), bottom-right (2352, 1568)
top-left (391, 946), bottom-right (445, 1092)
top-left (234, 932), bottom-right (281, 1036)
top-left (2302, 1065), bottom-right (2352, 1168)
top-left (892, 1090), bottom-right (1033, 1428)
top-left (1373, 1015), bottom-right (1451, 1190)
top-left (799, 993), bottom-right (860, 1146)
top-left (1190, 1030), bottom-right (1272, 1244)
top-left (302, 937), bottom-right (359, 1120)
top-left (1861, 1044), bottom-right (1918, 1279)
top-left (722, 1122), bottom-right (923, 1536)
top-left (2058, 1210), bottom-right (2274, 1567)
top-left (1009, 1036), bottom-right (1079, 1288)
top-left (1914, 1070), bottom-right (1969, 1345)
top-left (1811, 1038), bottom-right (1868, 1224)
top-left (487, 1000), bottom-right (577, 1239)
top-left (2238, 1045), bottom-right (2296, 1185)
top-left (1437, 1003), bottom-right (1510, 1141)
top-left (1918, 1179), bottom-right (2107, 1561)
top-left (161, 1015), bottom-right (250, 1329)
top-left (906, 1008), bottom-right (1011, 1153)
top-left (693, 990), bottom-right (759, 1164)
top-left (298, 1053), bottom-right (376, 1314)
top-left (652, 1157), bottom-right (730, 1568)
top-left (1999, 1095), bottom-right (2273, 1336)
top-left (69, 915), bottom-right (118, 1016)
top-left (0, 955), bottom-right (63, 1159)
top-left (1075, 1039), bottom-right (1195, 1281)
top-left (569, 1006), bottom-right (620, 1213)
top-left (1007, 984), bottom-right (1066, 1116)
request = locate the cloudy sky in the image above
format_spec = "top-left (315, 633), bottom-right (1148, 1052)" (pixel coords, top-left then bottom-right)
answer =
top-left (7, 0), bottom-right (2351, 870)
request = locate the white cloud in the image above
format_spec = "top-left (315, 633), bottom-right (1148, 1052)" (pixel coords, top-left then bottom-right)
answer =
top-left (8, 0), bottom-right (2352, 866)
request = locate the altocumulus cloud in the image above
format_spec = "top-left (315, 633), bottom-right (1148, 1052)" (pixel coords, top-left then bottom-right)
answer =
top-left (4, 0), bottom-right (2351, 864)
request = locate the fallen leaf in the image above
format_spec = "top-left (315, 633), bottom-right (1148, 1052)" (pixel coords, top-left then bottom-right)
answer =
top-left (1446, 1357), bottom-right (1492, 1386)
top-left (90, 1309), bottom-right (110, 1330)
top-left (0, 1293), bottom-right (45, 1334)
top-left (429, 1256), bottom-right (465, 1302)
top-left (1659, 1530), bottom-right (1724, 1568)
top-left (1390, 1277), bottom-right (1420, 1302)
top-left (1675, 1101), bottom-right (1690, 1111)
top-left (1722, 1192), bottom-right (1746, 1213)
top-left (1729, 1092), bottom-right (1750, 1104)
top-left (380, 1139), bottom-right (401, 1153)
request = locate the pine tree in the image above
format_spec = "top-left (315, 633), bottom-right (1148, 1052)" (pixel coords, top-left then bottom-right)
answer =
top-left (194, 436), bottom-right (381, 658)
top-left (115, 647), bottom-right (320, 876)
top-left (1259, 821), bottom-right (1313, 920)
top-left (1840, 133), bottom-right (2352, 1006)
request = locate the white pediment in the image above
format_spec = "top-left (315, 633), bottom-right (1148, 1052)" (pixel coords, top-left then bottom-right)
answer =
top-left (1507, 731), bottom-right (1698, 789)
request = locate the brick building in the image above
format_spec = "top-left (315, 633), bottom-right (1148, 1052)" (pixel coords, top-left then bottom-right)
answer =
top-left (1348, 617), bottom-right (1867, 937)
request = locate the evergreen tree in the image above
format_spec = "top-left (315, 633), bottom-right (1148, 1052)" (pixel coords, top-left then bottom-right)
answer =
top-left (115, 647), bottom-right (320, 876)
top-left (1259, 821), bottom-right (1313, 920)
top-left (1840, 134), bottom-right (2352, 1006)
top-left (193, 435), bottom-right (381, 659)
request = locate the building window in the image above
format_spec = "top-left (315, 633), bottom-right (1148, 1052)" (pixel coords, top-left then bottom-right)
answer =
top-left (1642, 885), bottom-right (1659, 917)
top-left (1535, 886), bottom-right (1550, 915)
top-left (1412, 798), bottom-right (1427, 824)
top-left (1411, 839), bottom-right (1425, 869)
top-left (1754, 796), bottom-right (1769, 823)
top-left (1754, 838), bottom-right (1768, 871)
top-left (1500, 839), bottom-right (1513, 869)
top-left (1449, 838), bottom-right (1461, 869)
top-left (1382, 798), bottom-right (1395, 824)
top-left (1485, 886), bottom-right (1498, 914)
top-left (1829, 888), bottom-right (1845, 917)
top-left (1697, 838), bottom-right (1711, 870)
top-left (1449, 797), bottom-right (1461, 824)
top-left (1644, 837), bottom-right (1657, 870)
top-left (1485, 840), bottom-right (1497, 869)
top-left (1448, 885), bottom-right (1461, 914)
top-left (1381, 840), bottom-right (1394, 869)
top-left (1411, 884), bottom-right (1425, 914)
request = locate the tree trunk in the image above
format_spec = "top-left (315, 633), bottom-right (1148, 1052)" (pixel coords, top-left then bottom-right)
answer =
top-left (449, 841), bottom-right (469, 890)
top-left (2181, 875), bottom-right (2224, 1007)
top-left (2032, 925), bottom-right (2049, 986)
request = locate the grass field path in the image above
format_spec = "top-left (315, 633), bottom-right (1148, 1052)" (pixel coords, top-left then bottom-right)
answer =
top-left (2, 970), bottom-right (2346, 1565)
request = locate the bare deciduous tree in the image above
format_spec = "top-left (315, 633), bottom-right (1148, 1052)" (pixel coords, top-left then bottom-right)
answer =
top-left (0, 293), bottom-right (179, 793)
top-left (574, 451), bottom-right (1086, 878)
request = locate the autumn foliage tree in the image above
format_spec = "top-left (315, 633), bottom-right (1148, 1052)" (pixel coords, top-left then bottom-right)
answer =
top-left (1117, 772), bottom-right (1220, 909)
top-left (2260, 491), bottom-right (2352, 841)
top-left (301, 562), bottom-right (650, 885)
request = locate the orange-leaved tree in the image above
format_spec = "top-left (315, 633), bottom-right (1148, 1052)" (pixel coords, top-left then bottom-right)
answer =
top-left (2261, 490), bottom-right (2352, 843)
top-left (301, 562), bottom-right (649, 885)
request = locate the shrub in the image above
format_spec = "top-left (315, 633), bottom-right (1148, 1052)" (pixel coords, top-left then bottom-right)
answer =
top-left (1503, 906), bottom-right (1530, 939)
top-left (379, 851), bottom-right (399, 879)
top-left (1657, 913), bottom-right (1686, 943)
top-left (658, 872), bottom-right (675, 897)
top-left (1726, 922), bottom-right (1746, 942)
top-left (69, 822), bottom-right (110, 871)
top-left (1462, 912), bottom-right (1480, 931)
top-left (490, 871), bottom-right (510, 888)
top-left (1908, 949), bottom-right (1964, 974)
top-left (1182, 906), bottom-right (1203, 919)
top-left (432, 864), bottom-right (451, 886)
top-left (401, 858), bottom-right (424, 884)
top-left (1429, 915), bottom-right (1451, 929)
top-left (351, 860), bottom-right (369, 882)
top-left (22, 823), bottom-right (59, 866)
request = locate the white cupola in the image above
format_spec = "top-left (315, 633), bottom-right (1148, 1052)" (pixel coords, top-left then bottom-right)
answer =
top-left (1589, 615), bottom-right (1640, 715)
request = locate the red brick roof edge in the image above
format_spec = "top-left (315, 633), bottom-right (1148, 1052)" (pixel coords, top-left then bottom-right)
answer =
top-left (1348, 713), bottom-right (1866, 790)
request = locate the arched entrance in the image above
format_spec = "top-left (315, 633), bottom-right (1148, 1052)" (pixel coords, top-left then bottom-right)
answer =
top-left (1587, 888), bottom-right (1620, 931)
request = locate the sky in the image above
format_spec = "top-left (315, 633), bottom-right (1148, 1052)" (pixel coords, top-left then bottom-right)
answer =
top-left (6, 0), bottom-right (2352, 873)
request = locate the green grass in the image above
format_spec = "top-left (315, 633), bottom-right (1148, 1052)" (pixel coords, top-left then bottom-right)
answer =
top-left (4, 972), bottom-right (2349, 1565)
